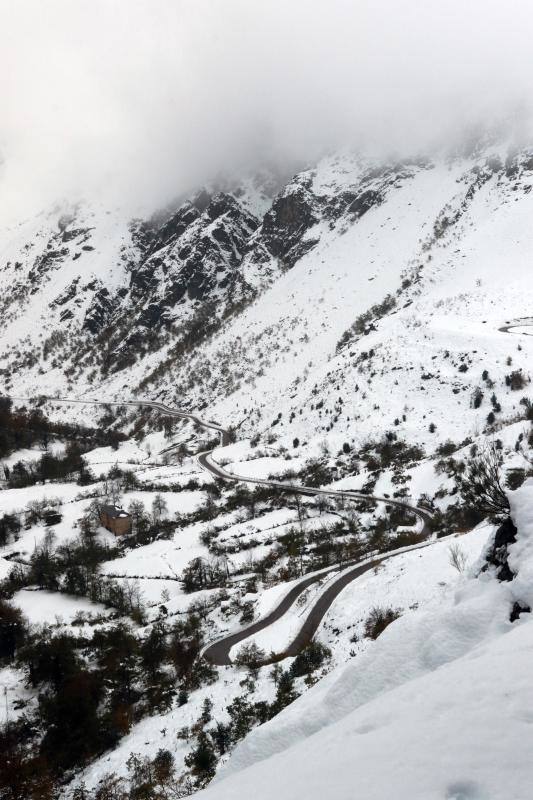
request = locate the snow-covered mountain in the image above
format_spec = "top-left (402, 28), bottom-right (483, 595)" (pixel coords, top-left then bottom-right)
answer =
top-left (1, 133), bottom-right (533, 799)
top-left (2, 138), bottom-right (533, 457)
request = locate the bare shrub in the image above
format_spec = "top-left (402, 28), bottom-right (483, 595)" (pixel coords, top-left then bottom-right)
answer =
top-left (458, 442), bottom-right (510, 520)
top-left (363, 606), bottom-right (401, 640)
top-left (448, 541), bottom-right (469, 573)
top-left (505, 370), bottom-right (527, 391)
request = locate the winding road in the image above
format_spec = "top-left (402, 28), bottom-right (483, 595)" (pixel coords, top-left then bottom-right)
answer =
top-left (8, 320), bottom-right (530, 665)
top-left (498, 317), bottom-right (533, 336)
top-left (37, 395), bottom-right (432, 666)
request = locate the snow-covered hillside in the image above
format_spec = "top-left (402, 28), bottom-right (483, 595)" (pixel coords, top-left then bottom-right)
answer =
top-left (1, 140), bottom-right (533, 459)
top-left (1, 135), bottom-right (532, 799)
top-left (202, 482), bottom-right (533, 800)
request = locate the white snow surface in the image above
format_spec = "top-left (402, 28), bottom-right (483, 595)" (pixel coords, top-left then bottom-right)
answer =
top-left (12, 588), bottom-right (109, 624)
top-left (201, 481), bottom-right (533, 800)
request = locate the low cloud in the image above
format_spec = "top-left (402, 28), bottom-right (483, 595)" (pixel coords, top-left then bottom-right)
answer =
top-left (2, 0), bottom-right (533, 217)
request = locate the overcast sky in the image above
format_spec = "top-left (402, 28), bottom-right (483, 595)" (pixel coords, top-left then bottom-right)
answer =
top-left (2, 0), bottom-right (533, 217)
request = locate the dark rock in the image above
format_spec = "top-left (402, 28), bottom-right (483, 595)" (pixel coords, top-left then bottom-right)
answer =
top-left (260, 182), bottom-right (319, 269)
top-left (347, 189), bottom-right (384, 219)
top-left (482, 516), bottom-right (517, 581)
top-left (138, 303), bottom-right (168, 328)
top-left (28, 247), bottom-right (70, 291)
top-left (83, 286), bottom-right (115, 335)
top-left (510, 602), bottom-right (531, 622)
top-left (61, 227), bottom-right (93, 243)
top-left (50, 278), bottom-right (80, 307)
top-left (147, 202), bottom-right (199, 255)
top-left (129, 259), bottom-right (161, 301)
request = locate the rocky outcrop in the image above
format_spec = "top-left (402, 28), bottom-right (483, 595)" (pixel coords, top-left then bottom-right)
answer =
top-left (255, 176), bottom-right (320, 271)
top-left (0, 153), bottom-right (448, 387)
top-left (83, 286), bottom-right (115, 335)
top-left (145, 202), bottom-right (200, 257)
top-left (481, 515), bottom-right (531, 622)
top-left (126, 192), bottom-right (259, 323)
top-left (50, 278), bottom-right (80, 308)
top-left (28, 246), bottom-right (70, 292)
top-left (482, 516), bottom-right (518, 582)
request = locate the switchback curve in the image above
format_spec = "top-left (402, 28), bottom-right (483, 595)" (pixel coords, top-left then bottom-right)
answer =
top-left (498, 317), bottom-right (533, 336)
top-left (34, 396), bottom-right (432, 666)
top-left (10, 316), bottom-right (530, 666)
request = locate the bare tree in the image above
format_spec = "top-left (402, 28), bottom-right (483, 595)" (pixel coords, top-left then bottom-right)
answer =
top-left (314, 494), bottom-right (329, 516)
top-left (152, 493), bottom-right (168, 523)
top-left (233, 642), bottom-right (266, 671)
top-left (104, 478), bottom-right (122, 506)
top-left (175, 442), bottom-right (189, 465)
top-left (448, 541), bottom-right (468, 573)
top-left (293, 491), bottom-right (308, 534)
top-left (128, 499), bottom-right (147, 533)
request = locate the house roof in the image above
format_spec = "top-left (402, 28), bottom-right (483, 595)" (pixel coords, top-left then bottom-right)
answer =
top-left (100, 504), bottom-right (131, 519)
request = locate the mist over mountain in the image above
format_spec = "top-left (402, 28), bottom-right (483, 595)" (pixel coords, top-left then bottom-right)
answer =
top-left (2, 0), bottom-right (533, 219)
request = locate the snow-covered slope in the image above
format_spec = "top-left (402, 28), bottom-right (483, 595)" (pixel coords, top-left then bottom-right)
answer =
top-left (201, 482), bottom-right (533, 800)
top-left (2, 139), bottom-right (532, 462)
top-left (1, 136), bottom-right (533, 798)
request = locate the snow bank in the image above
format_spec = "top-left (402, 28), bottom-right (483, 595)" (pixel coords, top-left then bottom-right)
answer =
top-left (508, 480), bottom-right (533, 611)
top-left (204, 620), bottom-right (533, 800)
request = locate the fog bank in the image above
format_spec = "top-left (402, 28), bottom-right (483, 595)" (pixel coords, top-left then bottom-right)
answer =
top-left (2, 0), bottom-right (533, 217)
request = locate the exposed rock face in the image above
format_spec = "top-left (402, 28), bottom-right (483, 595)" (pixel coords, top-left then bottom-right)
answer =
top-left (3, 156), bottom-right (428, 376)
top-left (50, 278), bottom-right (80, 308)
top-left (243, 160), bottom-right (423, 282)
top-left (125, 192), bottom-right (260, 324)
top-left (258, 176), bottom-right (320, 270)
top-left (510, 601), bottom-right (531, 622)
top-left (28, 247), bottom-right (70, 292)
top-left (146, 202), bottom-right (200, 256)
top-left (481, 514), bottom-right (531, 622)
top-left (0, 154), bottom-right (436, 396)
top-left (482, 516), bottom-right (518, 582)
top-left (346, 188), bottom-right (384, 219)
top-left (6, 142), bottom-right (530, 397)
top-left (84, 286), bottom-right (115, 335)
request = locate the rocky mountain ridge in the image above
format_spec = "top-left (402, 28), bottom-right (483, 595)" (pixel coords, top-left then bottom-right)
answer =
top-left (1, 140), bottom-right (533, 458)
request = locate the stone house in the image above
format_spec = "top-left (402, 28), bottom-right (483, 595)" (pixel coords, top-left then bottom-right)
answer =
top-left (99, 504), bottom-right (132, 536)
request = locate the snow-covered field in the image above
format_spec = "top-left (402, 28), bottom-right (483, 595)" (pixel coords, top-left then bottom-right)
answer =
top-left (12, 588), bottom-right (110, 625)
